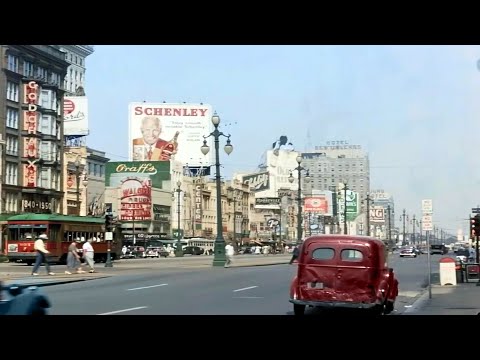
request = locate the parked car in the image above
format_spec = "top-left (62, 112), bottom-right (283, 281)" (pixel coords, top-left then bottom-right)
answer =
top-left (0, 282), bottom-right (51, 315)
top-left (183, 246), bottom-right (204, 255)
top-left (400, 247), bottom-right (417, 258)
top-left (289, 235), bottom-right (399, 316)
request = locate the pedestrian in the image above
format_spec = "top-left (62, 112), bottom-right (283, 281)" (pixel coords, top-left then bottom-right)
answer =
top-left (82, 238), bottom-right (95, 273)
top-left (32, 234), bottom-right (55, 276)
top-left (65, 240), bottom-right (85, 275)
top-left (225, 242), bottom-right (235, 268)
top-left (289, 245), bottom-right (300, 265)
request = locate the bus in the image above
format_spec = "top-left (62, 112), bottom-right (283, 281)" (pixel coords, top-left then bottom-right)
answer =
top-left (6, 213), bottom-right (121, 265)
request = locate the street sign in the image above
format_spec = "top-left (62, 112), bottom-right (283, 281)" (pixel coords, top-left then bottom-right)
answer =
top-left (422, 214), bottom-right (433, 231)
top-left (472, 208), bottom-right (480, 214)
top-left (105, 232), bottom-right (113, 241)
top-left (422, 199), bottom-right (433, 214)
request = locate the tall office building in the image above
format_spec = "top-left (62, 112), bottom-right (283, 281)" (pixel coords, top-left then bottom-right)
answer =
top-left (301, 141), bottom-right (370, 203)
top-left (0, 45), bottom-right (69, 214)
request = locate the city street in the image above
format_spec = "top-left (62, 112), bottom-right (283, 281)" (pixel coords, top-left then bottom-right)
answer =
top-left (40, 253), bottom-right (437, 315)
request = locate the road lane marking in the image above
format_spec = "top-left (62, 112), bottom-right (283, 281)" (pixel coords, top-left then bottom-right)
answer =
top-left (97, 306), bottom-right (148, 315)
top-left (127, 283), bottom-right (168, 291)
top-left (233, 286), bottom-right (258, 292)
top-left (233, 296), bottom-right (264, 299)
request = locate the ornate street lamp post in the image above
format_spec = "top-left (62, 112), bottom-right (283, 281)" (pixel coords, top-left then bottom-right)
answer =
top-left (288, 155), bottom-right (310, 244)
top-left (200, 112), bottom-right (233, 266)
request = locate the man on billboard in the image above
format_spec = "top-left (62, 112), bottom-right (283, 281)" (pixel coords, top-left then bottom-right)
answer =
top-left (132, 116), bottom-right (179, 161)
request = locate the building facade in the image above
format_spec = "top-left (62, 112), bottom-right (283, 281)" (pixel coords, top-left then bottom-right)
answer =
top-left (51, 45), bottom-right (94, 96)
top-left (304, 142), bottom-right (370, 202)
top-left (0, 45), bottom-right (69, 214)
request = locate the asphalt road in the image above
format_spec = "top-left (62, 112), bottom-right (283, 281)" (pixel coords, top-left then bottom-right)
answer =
top-left (41, 252), bottom-right (439, 315)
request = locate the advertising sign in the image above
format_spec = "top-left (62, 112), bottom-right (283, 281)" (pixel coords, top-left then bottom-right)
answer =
top-left (370, 206), bottom-right (385, 223)
top-left (106, 161), bottom-right (171, 222)
top-left (422, 199), bottom-right (433, 214)
top-left (304, 197), bottom-right (329, 214)
top-left (255, 197), bottom-right (281, 206)
top-left (338, 189), bottom-right (359, 222)
top-left (105, 161), bottom-right (171, 189)
top-left (22, 81), bottom-right (39, 188)
top-left (265, 149), bottom-right (301, 196)
top-left (63, 96), bottom-right (89, 136)
top-left (128, 102), bottom-right (214, 167)
top-left (119, 177), bottom-right (152, 221)
top-left (242, 172), bottom-right (270, 192)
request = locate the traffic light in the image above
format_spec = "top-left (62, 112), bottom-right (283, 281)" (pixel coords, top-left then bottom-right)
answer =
top-left (105, 214), bottom-right (113, 231)
top-left (471, 215), bottom-right (480, 238)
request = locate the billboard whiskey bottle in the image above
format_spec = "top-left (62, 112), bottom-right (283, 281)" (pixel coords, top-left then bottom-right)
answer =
top-left (161, 131), bottom-right (179, 159)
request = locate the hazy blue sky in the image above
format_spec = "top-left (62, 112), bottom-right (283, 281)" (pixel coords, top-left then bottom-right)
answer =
top-left (85, 45), bottom-right (480, 236)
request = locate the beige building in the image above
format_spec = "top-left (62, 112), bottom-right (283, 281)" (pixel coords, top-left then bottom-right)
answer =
top-left (63, 146), bottom-right (109, 216)
top-left (172, 176), bottom-right (250, 244)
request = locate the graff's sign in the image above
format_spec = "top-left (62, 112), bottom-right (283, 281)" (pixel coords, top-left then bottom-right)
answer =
top-left (242, 172), bottom-right (270, 192)
top-left (115, 163), bottom-right (157, 174)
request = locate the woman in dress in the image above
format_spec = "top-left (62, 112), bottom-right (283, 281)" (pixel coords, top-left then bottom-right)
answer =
top-left (65, 239), bottom-right (85, 274)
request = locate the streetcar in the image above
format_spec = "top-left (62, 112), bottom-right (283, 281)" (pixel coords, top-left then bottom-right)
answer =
top-left (5, 214), bottom-right (121, 265)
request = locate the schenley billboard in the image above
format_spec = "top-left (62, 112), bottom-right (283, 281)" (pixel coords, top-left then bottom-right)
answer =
top-left (128, 103), bottom-right (214, 167)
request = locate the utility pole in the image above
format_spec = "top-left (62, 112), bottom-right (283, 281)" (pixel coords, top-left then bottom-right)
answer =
top-left (402, 209), bottom-right (406, 245)
top-left (343, 183), bottom-right (348, 235)
top-left (387, 205), bottom-right (392, 249)
top-left (411, 215), bottom-right (416, 245)
top-left (364, 193), bottom-right (373, 236)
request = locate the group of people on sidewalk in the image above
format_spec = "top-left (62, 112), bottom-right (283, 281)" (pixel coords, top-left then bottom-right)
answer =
top-left (31, 234), bottom-right (96, 276)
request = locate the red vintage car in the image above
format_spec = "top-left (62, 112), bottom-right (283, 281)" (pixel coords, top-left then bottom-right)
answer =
top-left (289, 235), bottom-right (399, 316)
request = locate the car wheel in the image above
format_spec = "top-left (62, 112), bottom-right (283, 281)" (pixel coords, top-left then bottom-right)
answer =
top-left (293, 304), bottom-right (305, 316)
top-left (384, 301), bottom-right (394, 314)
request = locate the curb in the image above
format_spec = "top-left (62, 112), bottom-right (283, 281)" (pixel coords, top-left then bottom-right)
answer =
top-left (5, 275), bottom-right (111, 288)
top-left (403, 287), bottom-right (431, 314)
top-left (234, 262), bottom-right (289, 268)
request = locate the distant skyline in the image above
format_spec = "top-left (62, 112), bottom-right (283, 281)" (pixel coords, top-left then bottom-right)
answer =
top-left (84, 45), bottom-right (480, 236)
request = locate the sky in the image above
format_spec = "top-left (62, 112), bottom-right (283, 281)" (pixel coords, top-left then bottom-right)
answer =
top-left (84, 45), bottom-right (480, 236)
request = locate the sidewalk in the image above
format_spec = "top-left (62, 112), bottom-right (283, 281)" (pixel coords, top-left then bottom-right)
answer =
top-left (404, 282), bottom-right (480, 315)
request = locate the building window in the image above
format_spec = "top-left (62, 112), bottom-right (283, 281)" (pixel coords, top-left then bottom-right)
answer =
top-left (7, 54), bottom-right (19, 73)
top-left (40, 141), bottom-right (53, 161)
top-left (5, 193), bottom-right (18, 213)
top-left (36, 67), bottom-right (46, 80)
top-left (39, 168), bottom-right (50, 188)
top-left (23, 60), bottom-right (34, 77)
top-left (5, 163), bottom-right (18, 186)
top-left (6, 108), bottom-right (19, 129)
top-left (6, 136), bottom-right (19, 156)
top-left (40, 89), bottom-right (56, 111)
top-left (41, 115), bottom-right (56, 136)
top-left (6, 81), bottom-right (19, 102)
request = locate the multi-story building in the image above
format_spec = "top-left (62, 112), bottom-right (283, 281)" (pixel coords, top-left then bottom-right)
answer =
top-left (0, 45), bottom-right (69, 215)
top-left (303, 142), bottom-right (370, 202)
top-left (62, 145), bottom-right (109, 216)
top-left (51, 46), bottom-right (94, 96)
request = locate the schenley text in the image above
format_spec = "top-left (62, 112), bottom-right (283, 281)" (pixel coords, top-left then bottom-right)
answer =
top-left (134, 107), bottom-right (209, 117)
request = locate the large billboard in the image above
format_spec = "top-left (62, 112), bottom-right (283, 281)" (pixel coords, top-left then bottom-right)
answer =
top-left (242, 171), bottom-right (270, 192)
top-left (63, 96), bottom-right (89, 136)
top-left (105, 161), bottom-right (171, 189)
top-left (105, 161), bottom-right (171, 222)
top-left (128, 103), bottom-right (214, 166)
top-left (266, 149), bottom-right (301, 190)
top-left (304, 196), bottom-right (329, 214)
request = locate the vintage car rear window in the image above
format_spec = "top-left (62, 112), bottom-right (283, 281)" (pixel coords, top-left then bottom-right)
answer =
top-left (312, 247), bottom-right (335, 260)
top-left (341, 249), bottom-right (363, 261)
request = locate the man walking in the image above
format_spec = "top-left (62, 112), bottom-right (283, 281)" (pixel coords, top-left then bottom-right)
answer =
top-left (82, 238), bottom-right (95, 273)
top-left (32, 234), bottom-right (55, 276)
top-left (225, 242), bottom-right (235, 268)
